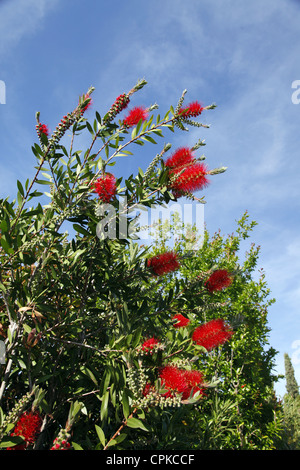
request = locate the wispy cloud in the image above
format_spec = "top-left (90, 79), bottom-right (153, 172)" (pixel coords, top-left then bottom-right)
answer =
top-left (0, 0), bottom-right (59, 59)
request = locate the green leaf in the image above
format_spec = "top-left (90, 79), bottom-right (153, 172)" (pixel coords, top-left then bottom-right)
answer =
top-left (95, 111), bottom-right (102, 124)
top-left (131, 126), bottom-right (138, 139)
top-left (131, 327), bottom-right (142, 348)
top-left (193, 344), bottom-right (208, 353)
top-left (73, 224), bottom-right (90, 237)
top-left (17, 191), bottom-right (23, 207)
top-left (95, 425), bottom-right (106, 447)
top-left (114, 433), bottom-right (127, 445)
top-left (35, 373), bottom-right (57, 384)
top-left (99, 369), bottom-right (111, 395)
top-left (0, 218), bottom-right (8, 232)
top-left (68, 401), bottom-right (83, 421)
top-left (0, 237), bottom-right (13, 254)
top-left (86, 121), bottom-right (94, 135)
top-left (71, 248), bottom-right (86, 264)
top-left (35, 179), bottom-right (51, 185)
top-left (0, 406), bottom-right (4, 427)
top-left (72, 442), bottom-right (84, 450)
top-left (125, 180), bottom-right (134, 192)
top-left (126, 417), bottom-right (149, 432)
top-left (28, 190), bottom-right (44, 198)
top-left (142, 135), bottom-right (157, 144)
top-left (0, 436), bottom-right (24, 448)
top-left (101, 391), bottom-right (109, 421)
top-left (17, 180), bottom-right (24, 196)
top-left (41, 172), bottom-right (52, 180)
top-left (80, 366), bottom-right (98, 386)
top-left (122, 388), bottom-right (131, 419)
top-left (0, 282), bottom-right (6, 292)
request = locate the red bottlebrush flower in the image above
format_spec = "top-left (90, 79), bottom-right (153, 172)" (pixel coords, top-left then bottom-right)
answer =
top-left (7, 411), bottom-right (42, 449)
top-left (170, 162), bottom-right (209, 197)
top-left (36, 123), bottom-right (49, 137)
top-left (123, 106), bottom-right (148, 127)
top-left (141, 337), bottom-right (160, 353)
top-left (147, 251), bottom-right (180, 276)
top-left (106, 93), bottom-right (130, 121)
top-left (192, 319), bottom-right (234, 351)
top-left (172, 313), bottom-right (190, 328)
top-left (182, 369), bottom-right (205, 398)
top-left (92, 173), bottom-right (117, 203)
top-left (159, 365), bottom-right (189, 398)
top-left (159, 365), bottom-right (204, 400)
top-left (205, 269), bottom-right (233, 293)
top-left (113, 93), bottom-right (130, 112)
top-left (165, 147), bottom-right (209, 198)
top-left (165, 147), bottom-right (195, 170)
top-left (50, 438), bottom-right (71, 450)
top-left (178, 101), bottom-right (204, 119)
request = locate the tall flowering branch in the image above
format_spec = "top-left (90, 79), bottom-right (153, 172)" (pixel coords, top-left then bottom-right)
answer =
top-left (0, 79), bottom-right (240, 451)
top-left (103, 78), bottom-right (147, 123)
top-left (104, 93), bottom-right (130, 123)
top-left (48, 87), bottom-right (95, 147)
top-left (35, 86), bottom-right (95, 150)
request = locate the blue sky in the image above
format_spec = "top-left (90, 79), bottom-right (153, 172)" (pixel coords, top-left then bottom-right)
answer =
top-left (1, 0), bottom-right (300, 397)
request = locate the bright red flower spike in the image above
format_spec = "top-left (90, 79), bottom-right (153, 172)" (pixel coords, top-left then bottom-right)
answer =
top-left (205, 269), bottom-right (233, 293)
top-left (159, 365), bottom-right (204, 400)
top-left (172, 313), bottom-right (190, 328)
top-left (123, 106), bottom-right (148, 127)
top-left (178, 101), bottom-right (204, 119)
top-left (92, 173), bottom-right (117, 203)
top-left (192, 319), bottom-right (233, 351)
top-left (147, 251), bottom-right (180, 276)
top-left (170, 162), bottom-right (209, 196)
top-left (141, 337), bottom-right (160, 353)
top-left (7, 411), bottom-right (42, 450)
top-left (36, 123), bottom-right (49, 137)
top-left (165, 147), bottom-right (196, 170)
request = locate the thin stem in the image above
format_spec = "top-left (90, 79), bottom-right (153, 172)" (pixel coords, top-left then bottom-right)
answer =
top-left (103, 407), bottom-right (138, 450)
top-left (48, 336), bottom-right (121, 356)
top-left (10, 150), bottom-right (49, 234)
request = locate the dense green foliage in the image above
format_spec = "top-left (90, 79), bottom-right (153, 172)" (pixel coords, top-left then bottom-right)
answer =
top-left (143, 212), bottom-right (285, 449)
top-left (0, 80), bottom-right (285, 450)
top-left (283, 354), bottom-right (300, 449)
top-left (284, 353), bottom-right (299, 400)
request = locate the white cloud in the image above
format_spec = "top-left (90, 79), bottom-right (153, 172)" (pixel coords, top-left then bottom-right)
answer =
top-left (0, 0), bottom-right (59, 59)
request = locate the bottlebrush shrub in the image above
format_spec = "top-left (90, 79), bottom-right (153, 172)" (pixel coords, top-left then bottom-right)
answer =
top-left (0, 78), bottom-right (272, 451)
